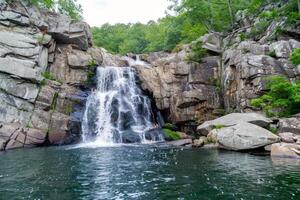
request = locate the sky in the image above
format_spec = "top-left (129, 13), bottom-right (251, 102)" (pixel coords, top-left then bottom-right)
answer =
top-left (77, 0), bottom-right (171, 27)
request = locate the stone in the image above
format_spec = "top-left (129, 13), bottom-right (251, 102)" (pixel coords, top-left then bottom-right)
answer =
top-left (166, 139), bottom-right (193, 147)
top-left (271, 143), bottom-right (300, 159)
top-left (197, 113), bottom-right (272, 136)
top-left (210, 122), bottom-right (280, 151)
top-left (0, 73), bottom-right (39, 102)
top-left (192, 136), bottom-right (206, 148)
top-left (237, 41), bottom-right (269, 55)
top-left (264, 144), bottom-right (272, 152)
top-left (67, 49), bottom-right (92, 68)
top-left (278, 117), bottom-right (300, 135)
top-left (48, 112), bottom-right (70, 145)
top-left (269, 40), bottom-right (292, 58)
top-left (0, 57), bottom-right (41, 81)
top-left (278, 132), bottom-right (296, 143)
top-left (200, 33), bottom-right (222, 53)
top-left (0, 10), bottom-right (30, 26)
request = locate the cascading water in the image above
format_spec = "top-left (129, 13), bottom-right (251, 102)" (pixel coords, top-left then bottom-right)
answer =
top-left (82, 66), bottom-right (164, 145)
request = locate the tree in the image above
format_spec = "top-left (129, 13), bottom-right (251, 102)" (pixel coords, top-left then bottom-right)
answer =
top-left (27, 0), bottom-right (82, 21)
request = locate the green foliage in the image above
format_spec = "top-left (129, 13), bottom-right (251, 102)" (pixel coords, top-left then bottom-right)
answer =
top-left (88, 59), bottom-right (97, 68)
top-left (268, 50), bottom-right (276, 58)
top-left (212, 124), bottom-right (225, 130)
top-left (27, 0), bottom-right (82, 21)
top-left (163, 123), bottom-right (177, 131)
top-left (289, 48), bottom-right (300, 65)
top-left (268, 126), bottom-right (278, 134)
top-left (247, 19), bottom-right (271, 39)
top-left (42, 71), bottom-right (56, 80)
top-left (65, 104), bottom-right (73, 115)
top-left (163, 128), bottom-right (181, 141)
top-left (42, 71), bottom-right (63, 84)
top-left (185, 40), bottom-right (207, 63)
top-left (251, 76), bottom-right (300, 117)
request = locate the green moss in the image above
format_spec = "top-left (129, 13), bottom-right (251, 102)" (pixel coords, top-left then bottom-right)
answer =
top-left (185, 40), bottom-right (207, 63)
top-left (50, 92), bottom-right (59, 111)
top-left (163, 128), bottom-right (181, 141)
top-left (269, 127), bottom-right (278, 134)
top-left (65, 104), bottom-right (73, 115)
top-left (88, 59), bottom-right (97, 68)
top-left (212, 124), bottom-right (225, 130)
top-left (162, 123), bottom-right (177, 131)
top-left (289, 48), bottom-right (300, 65)
top-left (41, 71), bottom-right (63, 84)
top-left (268, 50), bottom-right (276, 58)
top-left (42, 71), bottom-right (56, 80)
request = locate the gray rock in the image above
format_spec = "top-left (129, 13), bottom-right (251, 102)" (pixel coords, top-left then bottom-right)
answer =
top-left (278, 117), bottom-right (300, 135)
top-left (197, 113), bottom-right (272, 136)
top-left (0, 11), bottom-right (30, 26)
top-left (279, 132), bottom-right (296, 143)
top-left (200, 33), bottom-right (222, 53)
top-left (0, 73), bottom-right (39, 102)
top-left (166, 139), bottom-right (193, 147)
top-left (0, 57), bottom-right (41, 81)
top-left (209, 122), bottom-right (279, 151)
top-left (67, 49), bottom-right (92, 68)
top-left (269, 40), bottom-right (292, 58)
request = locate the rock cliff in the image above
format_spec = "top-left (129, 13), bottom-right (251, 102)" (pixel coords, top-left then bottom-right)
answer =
top-left (0, 0), bottom-right (103, 150)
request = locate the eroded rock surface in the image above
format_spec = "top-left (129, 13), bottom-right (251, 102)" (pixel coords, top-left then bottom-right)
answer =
top-left (0, 0), bottom-right (102, 150)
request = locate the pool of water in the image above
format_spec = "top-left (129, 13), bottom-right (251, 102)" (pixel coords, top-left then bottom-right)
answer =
top-left (0, 144), bottom-right (299, 200)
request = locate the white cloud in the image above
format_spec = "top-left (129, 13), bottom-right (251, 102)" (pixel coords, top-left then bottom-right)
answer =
top-left (77, 0), bottom-right (171, 27)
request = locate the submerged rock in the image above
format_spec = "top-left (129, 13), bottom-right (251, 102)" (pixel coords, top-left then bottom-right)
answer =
top-left (271, 143), bottom-right (300, 159)
top-left (166, 139), bottom-right (193, 147)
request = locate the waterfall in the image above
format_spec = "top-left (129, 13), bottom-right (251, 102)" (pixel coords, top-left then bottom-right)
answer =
top-left (82, 66), bottom-right (164, 144)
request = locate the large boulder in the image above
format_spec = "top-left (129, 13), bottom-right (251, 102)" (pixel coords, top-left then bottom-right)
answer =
top-left (271, 143), bottom-right (300, 159)
top-left (208, 122), bottom-right (279, 151)
top-left (197, 113), bottom-right (272, 136)
top-left (0, 123), bottom-right (47, 150)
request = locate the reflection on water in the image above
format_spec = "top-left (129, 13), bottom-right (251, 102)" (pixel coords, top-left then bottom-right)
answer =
top-left (0, 146), bottom-right (299, 200)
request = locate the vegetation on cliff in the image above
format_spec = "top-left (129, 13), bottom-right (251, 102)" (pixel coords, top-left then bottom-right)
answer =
top-left (25, 0), bottom-right (82, 20)
top-left (91, 0), bottom-right (300, 54)
top-left (251, 76), bottom-right (300, 117)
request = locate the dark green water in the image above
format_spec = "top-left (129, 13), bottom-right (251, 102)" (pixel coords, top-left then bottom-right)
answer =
top-left (0, 145), bottom-right (299, 200)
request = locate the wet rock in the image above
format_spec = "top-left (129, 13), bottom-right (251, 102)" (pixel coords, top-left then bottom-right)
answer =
top-left (209, 122), bottom-right (279, 151)
top-left (271, 143), bottom-right (300, 159)
top-left (166, 139), bottom-right (193, 147)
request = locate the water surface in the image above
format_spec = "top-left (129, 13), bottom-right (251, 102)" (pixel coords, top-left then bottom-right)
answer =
top-left (0, 145), bottom-right (299, 200)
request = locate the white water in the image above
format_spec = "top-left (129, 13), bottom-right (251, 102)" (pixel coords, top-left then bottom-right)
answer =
top-left (82, 66), bottom-right (163, 145)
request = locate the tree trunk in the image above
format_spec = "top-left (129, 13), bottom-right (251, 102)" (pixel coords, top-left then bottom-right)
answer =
top-left (298, 0), bottom-right (300, 13)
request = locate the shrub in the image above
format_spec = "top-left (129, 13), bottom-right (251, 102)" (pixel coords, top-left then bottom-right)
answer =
top-left (163, 128), bottom-right (181, 141)
top-left (185, 40), bottom-right (207, 63)
top-left (289, 48), bottom-right (300, 65)
top-left (42, 71), bottom-right (56, 80)
top-left (251, 76), bottom-right (300, 117)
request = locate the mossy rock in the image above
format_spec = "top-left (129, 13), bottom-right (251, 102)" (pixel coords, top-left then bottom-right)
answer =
top-left (163, 128), bottom-right (181, 141)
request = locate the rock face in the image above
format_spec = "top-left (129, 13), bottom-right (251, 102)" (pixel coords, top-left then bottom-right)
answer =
top-left (134, 45), bottom-right (222, 134)
top-left (208, 122), bottom-right (279, 151)
top-left (0, 0), bottom-right (102, 150)
top-left (197, 113), bottom-right (272, 136)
